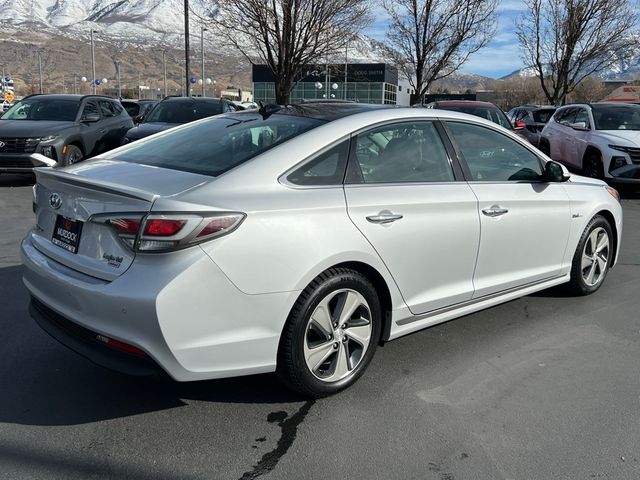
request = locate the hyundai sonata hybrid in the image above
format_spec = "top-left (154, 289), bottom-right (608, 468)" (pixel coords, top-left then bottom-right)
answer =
top-left (22, 103), bottom-right (622, 397)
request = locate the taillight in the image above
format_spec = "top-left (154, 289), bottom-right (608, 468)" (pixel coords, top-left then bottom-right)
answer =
top-left (93, 212), bottom-right (245, 252)
top-left (144, 219), bottom-right (186, 236)
top-left (103, 216), bottom-right (144, 248)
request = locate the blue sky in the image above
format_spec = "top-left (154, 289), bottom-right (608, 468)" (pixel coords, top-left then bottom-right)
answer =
top-left (365, 1), bottom-right (528, 79)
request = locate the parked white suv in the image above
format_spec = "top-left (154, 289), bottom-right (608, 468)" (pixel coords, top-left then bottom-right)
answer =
top-left (539, 103), bottom-right (640, 184)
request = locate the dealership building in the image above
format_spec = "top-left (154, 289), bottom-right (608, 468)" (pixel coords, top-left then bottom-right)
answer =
top-left (252, 63), bottom-right (401, 105)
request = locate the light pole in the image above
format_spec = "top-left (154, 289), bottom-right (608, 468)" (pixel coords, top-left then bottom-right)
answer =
top-left (161, 50), bottom-right (167, 97)
top-left (36, 49), bottom-right (43, 94)
top-left (184, 0), bottom-right (190, 96)
top-left (115, 61), bottom-right (121, 98)
top-left (73, 73), bottom-right (78, 94)
top-left (0, 64), bottom-right (5, 95)
top-left (201, 26), bottom-right (208, 97)
top-left (90, 29), bottom-right (97, 94)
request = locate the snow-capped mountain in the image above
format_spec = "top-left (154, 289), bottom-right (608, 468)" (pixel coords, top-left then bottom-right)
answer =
top-left (0, 0), bottom-right (219, 45)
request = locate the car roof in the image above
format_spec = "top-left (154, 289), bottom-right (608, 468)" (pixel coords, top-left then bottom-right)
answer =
top-left (265, 102), bottom-right (395, 122)
top-left (22, 94), bottom-right (115, 102)
top-left (160, 96), bottom-right (225, 104)
top-left (433, 100), bottom-right (499, 108)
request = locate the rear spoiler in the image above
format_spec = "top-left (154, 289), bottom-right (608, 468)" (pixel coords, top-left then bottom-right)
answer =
top-left (33, 165), bottom-right (159, 203)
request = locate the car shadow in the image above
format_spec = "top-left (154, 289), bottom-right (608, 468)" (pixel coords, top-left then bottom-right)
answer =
top-left (0, 174), bottom-right (35, 187)
top-left (1, 264), bottom-right (304, 428)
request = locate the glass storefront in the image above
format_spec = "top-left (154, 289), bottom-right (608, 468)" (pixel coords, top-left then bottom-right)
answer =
top-left (252, 64), bottom-right (399, 105)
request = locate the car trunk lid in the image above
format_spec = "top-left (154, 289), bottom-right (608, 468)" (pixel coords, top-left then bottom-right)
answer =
top-left (31, 160), bottom-right (210, 281)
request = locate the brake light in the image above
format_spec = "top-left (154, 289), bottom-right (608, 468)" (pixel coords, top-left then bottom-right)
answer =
top-left (144, 219), bottom-right (186, 236)
top-left (92, 212), bottom-right (245, 252)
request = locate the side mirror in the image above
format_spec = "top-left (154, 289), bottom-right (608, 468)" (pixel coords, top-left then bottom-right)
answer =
top-left (544, 160), bottom-right (570, 182)
top-left (134, 115), bottom-right (144, 124)
top-left (82, 113), bottom-right (100, 123)
top-left (569, 121), bottom-right (588, 130)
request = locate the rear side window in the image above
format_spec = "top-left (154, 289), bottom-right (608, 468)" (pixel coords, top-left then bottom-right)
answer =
top-left (144, 100), bottom-right (224, 123)
top-left (532, 109), bottom-right (555, 123)
top-left (122, 103), bottom-right (140, 117)
top-left (110, 113), bottom-right (324, 177)
top-left (447, 122), bottom-right (543, 181)
top-left (286, 141), bottom-right (349, 186)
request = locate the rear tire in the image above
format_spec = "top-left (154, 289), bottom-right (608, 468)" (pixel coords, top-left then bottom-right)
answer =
top-left (63, 145), bottom-right (83, 166)
top-left (567, 215), bottom-right (613, 296)
top-left (277, 268), bottom-right (382, 398)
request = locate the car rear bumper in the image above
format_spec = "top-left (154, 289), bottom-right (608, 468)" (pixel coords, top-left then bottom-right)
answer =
top-left (21, 233), bottom-right (299, 381)
top-left (30, 296), bottom-right (162, 376)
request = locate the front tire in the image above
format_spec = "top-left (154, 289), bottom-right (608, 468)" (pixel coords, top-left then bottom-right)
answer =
top-left (583, 152), bottom-right (604, 179)
top-left (63, 145), bottom-right (83, 166)
top-left (567, 215), bottom-right (613, 295)
top-left (277, 268), bottom-right (382, 398)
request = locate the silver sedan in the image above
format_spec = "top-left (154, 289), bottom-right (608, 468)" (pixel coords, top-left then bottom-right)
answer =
top-left (22, 103), bottom-right (622, 397)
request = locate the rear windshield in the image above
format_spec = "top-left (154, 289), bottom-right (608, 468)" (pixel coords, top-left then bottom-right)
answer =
top-left (1, 98), bottom-right (80, 121)
top-left (109, 113), bottom-right (325, 176)
top-left (440, 105), bottom-right (512, 129)
top-left (144, 100), bottom-right (224, 123)
top-left (592, 105), bottom-right (640, 131)
top-left (532, 109), bottom-right (555, 123)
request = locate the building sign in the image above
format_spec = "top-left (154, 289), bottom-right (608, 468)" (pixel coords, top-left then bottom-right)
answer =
top-left (252, 63), bottom-right (398, 85)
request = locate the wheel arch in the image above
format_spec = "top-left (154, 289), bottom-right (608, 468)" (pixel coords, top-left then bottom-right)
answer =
top-left (65, 138), bottom-right (86, 156)
top-left (595, 209), bottom-right (618, 266)
top-left (582, 145), bottom-right (602, 167)
top-left (286, 261), bottom-right (394, 345)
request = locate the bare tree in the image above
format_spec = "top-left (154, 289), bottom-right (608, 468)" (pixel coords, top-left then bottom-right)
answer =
top-left (382, 0), bottom-right (497, 103)
top-left (209, 0), bottom-right (372, 104)
top-left (517, 0), bottom-right (639, 105)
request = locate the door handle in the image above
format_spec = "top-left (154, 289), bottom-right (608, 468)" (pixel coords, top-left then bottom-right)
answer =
top-left (482, 205), bottom-right (509, 217)
top-left (366, 211), bottom-right (403, 224)
top-left (99, 129), bottom-right (107, 134)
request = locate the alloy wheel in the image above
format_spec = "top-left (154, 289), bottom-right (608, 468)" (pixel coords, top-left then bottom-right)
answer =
top-left (581, 227), bottom-right (609, 287)
top-left (303, 289), bottom-right (372, 382)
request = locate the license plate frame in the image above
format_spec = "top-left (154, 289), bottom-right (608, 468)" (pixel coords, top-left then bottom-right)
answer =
top-left (51, 215), bottom-right (83, 254)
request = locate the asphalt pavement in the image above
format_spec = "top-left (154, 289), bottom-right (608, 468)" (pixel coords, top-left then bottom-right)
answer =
top-left (1, 173), bottom-right (640, 480)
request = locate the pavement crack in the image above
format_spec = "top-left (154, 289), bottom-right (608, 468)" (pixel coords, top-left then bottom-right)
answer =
top-left (238, 400), bottom-right (315, 480)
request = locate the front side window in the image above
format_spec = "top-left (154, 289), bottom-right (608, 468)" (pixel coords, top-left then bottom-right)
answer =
top-left (447, 122), bottom-right (544, 182)
top-left (574, 108), bottom-right (591, 128)
top-left (110, 112), bottom-right (324, 177)
top-left (99, 100), bottom-right (116, 117)
top-left (350, 122), bottom-right (455, 184)
top-left (1, 98), bottom-right (80, 121)
top-left (81, 101), bottom-right (100, 121)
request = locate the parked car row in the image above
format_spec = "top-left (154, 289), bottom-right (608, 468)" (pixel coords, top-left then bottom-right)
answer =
top-left (0, 94), bottom-right (240, 173)
top-left (20, 100), bottom-right (622, 397)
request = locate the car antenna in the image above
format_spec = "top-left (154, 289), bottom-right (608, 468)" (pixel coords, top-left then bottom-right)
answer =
top-left (258, 102), bottom-right (281, 120)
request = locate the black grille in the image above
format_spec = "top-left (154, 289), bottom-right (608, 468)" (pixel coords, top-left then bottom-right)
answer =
top-left (0, 158), bottom-right (34, 168)
top-left (0, 137), bottom-right (40, 154)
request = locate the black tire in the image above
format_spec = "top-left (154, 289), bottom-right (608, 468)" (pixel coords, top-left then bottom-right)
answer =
top-left (539, 140), bottom-right (551, 156)
top-left (63, 145), bottom-right (83, 166)
top-left (567, 215), bottom-right (613, 296)
top-left (277, 268), bottom-right (382, 398)
top-left (583, 151), bottom-right (604, 179)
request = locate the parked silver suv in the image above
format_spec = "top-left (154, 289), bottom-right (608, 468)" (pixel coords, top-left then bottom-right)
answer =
top-left (539, 103), bottom-right (640, 184)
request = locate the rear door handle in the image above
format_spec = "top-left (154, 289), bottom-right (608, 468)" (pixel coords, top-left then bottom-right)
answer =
top-left (366, 211), bottom-right (403, 224)
top-left (482, 205), bottom-right (509, 217)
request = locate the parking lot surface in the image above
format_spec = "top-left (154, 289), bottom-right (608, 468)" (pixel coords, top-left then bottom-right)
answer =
top-left (1, 174), bottom-right (640, 480)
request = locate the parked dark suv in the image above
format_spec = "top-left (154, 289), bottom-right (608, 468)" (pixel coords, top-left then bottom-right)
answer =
top-left (0, 94), bottom-right (133, 173)
top-left (121, 99), bottom-right (158, 124)
top-left (506, 105), bottom-right (556, 147)
top-left (122, 96), bottom-right (237, 143)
